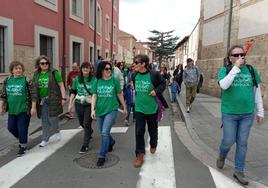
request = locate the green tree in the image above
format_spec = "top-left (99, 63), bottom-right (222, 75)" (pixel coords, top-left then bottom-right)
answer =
top-left (148, 30), bottom-right (179, 67)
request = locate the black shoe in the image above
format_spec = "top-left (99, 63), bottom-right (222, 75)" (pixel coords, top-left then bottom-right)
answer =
top-left (17, 145), bottom-right (26, 157)
top-left (216, 156), bottom-right (225, 169)
top-left (108, 141), bottom-right (115, 152)
top-left (96, 158), bottom-right (105, 166)
top-left (233, 171), bottom-right (249, 185)
top-left (79, 145), bottom-right (89, 154)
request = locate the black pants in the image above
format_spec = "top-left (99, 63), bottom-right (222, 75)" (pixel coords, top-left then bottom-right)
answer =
top-left (75, 103), bottom-right (93, 146)
top-left (135, 112), bottom-right (158, 155)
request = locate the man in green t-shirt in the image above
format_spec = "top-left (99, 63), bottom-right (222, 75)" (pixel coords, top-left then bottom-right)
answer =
top-left (216, 45), bottom-right (264, 186)
top-left (132, 54), bottom-right (166, 168)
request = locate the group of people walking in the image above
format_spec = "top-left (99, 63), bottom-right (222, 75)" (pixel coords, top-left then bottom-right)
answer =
top-left (0, 44), bottom-right (265, 185)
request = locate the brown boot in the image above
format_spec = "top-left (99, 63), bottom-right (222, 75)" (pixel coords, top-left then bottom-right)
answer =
top-left (134, 153), bottom-right (144, 168)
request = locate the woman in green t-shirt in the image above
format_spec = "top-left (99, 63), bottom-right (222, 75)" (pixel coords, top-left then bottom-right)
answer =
top-left (68, 62), bottom-right (95, 154)
top-left (0, 61), bottom-right (37, 156)
top-left (91, 61), bottom-right (127, 167)
top-left (216, 45), bottom-right (264, 185)
top-left (32, 55), bottom-right (66, 147)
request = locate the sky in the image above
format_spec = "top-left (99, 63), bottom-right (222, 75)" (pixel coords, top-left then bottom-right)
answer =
top-left (119, 0), bottom-right (201, 42)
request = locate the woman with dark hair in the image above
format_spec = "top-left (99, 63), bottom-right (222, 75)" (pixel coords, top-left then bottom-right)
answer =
top-left (173, 64), bottom-right (183, 92)
top-left (91, 61), bottom-right (127, 166)
top-left (216, 45), bottom-right (264, 185)
top-left (32, 55), bottom-right (66, 147)
top-left (0, 61), bottom-right (37, 156)
top-left (68, 62), bottom-right (95, 154)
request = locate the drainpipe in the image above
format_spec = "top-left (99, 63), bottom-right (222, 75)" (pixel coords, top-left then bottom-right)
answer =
top-left (94, 0), bottom-right (97, 63)
top-left (62, 0), bottom-right (66, 84)
top-left (110, 0), bottom-right (114, 61)
top-left (227, 0), bottom-right (233, 50)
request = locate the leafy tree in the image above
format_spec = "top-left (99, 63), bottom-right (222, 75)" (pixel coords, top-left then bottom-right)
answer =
top-left (148, 30), bottom-right (179, 67)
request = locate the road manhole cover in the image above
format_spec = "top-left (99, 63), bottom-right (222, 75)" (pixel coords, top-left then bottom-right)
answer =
top-left (74, 153), bottom-right (120, 169)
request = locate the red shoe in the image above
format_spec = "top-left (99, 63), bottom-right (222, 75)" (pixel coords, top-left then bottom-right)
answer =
top-left (134, 153), bottom-right (144, 168)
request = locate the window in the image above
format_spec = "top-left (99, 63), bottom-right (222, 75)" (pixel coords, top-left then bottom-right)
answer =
top-left (40, 35), bottom-right (53, 65)
top-left (70, 0), bottom-right (84, 23)
top-left (35, 25), bottom-right (59, 68)
top-left (89, 0), bottom-right (95, 28)
top-left (69, 35), bottom-right (84, 67)
top-left (34, 0), bottom-right (58, 12)
top-left (113, 0), bottom-right (117, 10)
top-left (0, 27), bottom-right (5, 73)
top-left (89, 46), bottom-right (94, 63)
top-left (96, 4), bottom-right (102, 34)
top-left (73, 42), bottom-right (81, 64)
top-left (105, 50), bottom-right (109, 59)
top-left (113, 24), bottom-right (116, 44)
top-left (0, 16), bottom-right (14, 73)
top-left (105, 16), bottom-right (110, 40)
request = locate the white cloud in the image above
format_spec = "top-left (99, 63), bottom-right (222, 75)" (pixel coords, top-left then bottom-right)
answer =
top-left (119, 0), bottom-right (201, 41)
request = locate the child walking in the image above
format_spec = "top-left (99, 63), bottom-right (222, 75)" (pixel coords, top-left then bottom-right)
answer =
top-left (169, 78), bottom-right (180, 103)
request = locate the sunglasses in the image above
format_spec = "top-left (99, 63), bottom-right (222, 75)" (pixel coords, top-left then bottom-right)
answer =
top-left (231, 53), bottom-right (245, 58)
top-left (105, 67), bottom-right (112, 71)
top-left (134, 61), bottom-right (141, 64)
top-left (40, 62), bottom-right (49, 66)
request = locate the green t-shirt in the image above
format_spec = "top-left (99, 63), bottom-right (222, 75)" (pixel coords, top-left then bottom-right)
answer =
top-left (71, 76), bottom-right (95, 105)
top-left (6, 76), bottom-right (28, 115)
top-left (218, 65), bottom-right (261, 114)
top-left (92, 77), bottom-right (122, 116)
top-left (36, 71), bottom-right (62, 97)
top-left (134, 72), bottom-right (158, 114)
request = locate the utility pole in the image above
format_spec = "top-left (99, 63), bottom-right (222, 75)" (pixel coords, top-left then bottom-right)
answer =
top-left (62, 0), bottom-right (66, 84)
top-left (93, 0), bottom-right (97, 64)
top-left (227, 0), bottom-right (233, 50)
top-left (110, 0), bottom-right (114, 61)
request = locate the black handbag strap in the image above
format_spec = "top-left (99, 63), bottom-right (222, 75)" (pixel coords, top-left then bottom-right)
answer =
top-left (82, 80), bottom-right (92, 95)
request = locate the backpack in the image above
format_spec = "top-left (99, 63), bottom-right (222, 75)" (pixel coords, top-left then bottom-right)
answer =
top-left (225, 64), bottom-right (258, 88)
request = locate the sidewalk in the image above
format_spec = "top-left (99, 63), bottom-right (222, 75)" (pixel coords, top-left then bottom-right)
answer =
top-left (176, 85), bottom-right (268, 186)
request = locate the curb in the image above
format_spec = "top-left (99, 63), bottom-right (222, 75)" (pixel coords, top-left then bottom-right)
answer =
top-left (172, 89), bottom-right (268, 188)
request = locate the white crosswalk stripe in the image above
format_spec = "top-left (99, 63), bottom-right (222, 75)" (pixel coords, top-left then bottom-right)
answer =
top-left (0, 129), bottom-right (81, 188)
top-left (137, 126), bottom-right (176, 188)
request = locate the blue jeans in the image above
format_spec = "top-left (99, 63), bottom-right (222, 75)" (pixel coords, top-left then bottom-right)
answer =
top-left (219, 112), bottom-right (254, 172)
top-left (171, 92), bottom-right (177, 102)
top-left (96, 110), bottom-right (117, 158)
top-left (41, 99), bottom-right (60, 142)
top-left (8, 112), bottom-right (30, 145)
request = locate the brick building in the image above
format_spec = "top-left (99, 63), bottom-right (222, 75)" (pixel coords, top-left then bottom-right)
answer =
top-left (0, 0), bottom-right (119, 82)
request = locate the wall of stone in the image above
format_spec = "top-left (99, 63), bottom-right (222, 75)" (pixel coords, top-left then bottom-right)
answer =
top-left (198, 0), bottom-right (268, 109)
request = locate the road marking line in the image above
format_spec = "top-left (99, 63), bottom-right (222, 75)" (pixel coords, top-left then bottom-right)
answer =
top-left (137, 126), bottom-right (176, 188)
top-left (111, 127), bottom-right (128, 133)
top-left (0, 129), bottom-right (81, 188)
top-left (209, 167), bottom-right (243, 188)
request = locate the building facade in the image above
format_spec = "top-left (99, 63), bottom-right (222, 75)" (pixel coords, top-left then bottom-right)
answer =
top-left (197, 0), bottom-right (268, 108)
top-left (118, 30), bottom-right (137, 65)
top-left (0, 0), bottom-right (119, 82)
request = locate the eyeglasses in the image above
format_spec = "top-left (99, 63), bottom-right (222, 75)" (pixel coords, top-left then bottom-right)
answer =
top-left (105, 67), bottom-right (112, 71)
top-left (40, 62), bottom-right (49, 66)
top-left (231, 53), bottom-right (245, 58)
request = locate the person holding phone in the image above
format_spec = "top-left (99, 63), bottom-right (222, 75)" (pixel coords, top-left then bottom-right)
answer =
top-left (216, 45), bottom-right (264, 185)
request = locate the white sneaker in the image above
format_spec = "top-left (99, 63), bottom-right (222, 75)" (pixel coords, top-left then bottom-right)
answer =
top-left (39, 141), bottom-right (48, 147)
top-left (124, 119), bottom-right (129, 126)
top-left (187, 107), bottom-right (190, 113)
top-left (55, 132), bottom-right (61, 142)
